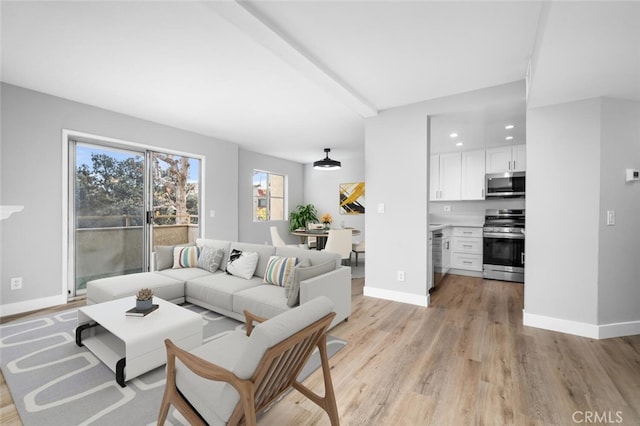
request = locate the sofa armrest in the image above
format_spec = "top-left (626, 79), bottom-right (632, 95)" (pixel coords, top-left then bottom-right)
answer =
top-left (299, 266), bottom-right (351, 329)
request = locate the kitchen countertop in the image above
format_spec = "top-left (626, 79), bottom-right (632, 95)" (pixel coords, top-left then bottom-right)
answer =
top-left (429, 223), bottom-right (483, 232)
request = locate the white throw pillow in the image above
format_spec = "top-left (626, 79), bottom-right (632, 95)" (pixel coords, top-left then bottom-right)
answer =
top-left (226, 249), bottom-right (259, 280)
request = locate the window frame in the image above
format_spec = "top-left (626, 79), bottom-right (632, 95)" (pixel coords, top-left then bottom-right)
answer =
top-left (252, 169), bottom-right (287, 222)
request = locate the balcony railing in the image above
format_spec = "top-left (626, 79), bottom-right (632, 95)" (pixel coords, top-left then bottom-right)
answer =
top-left (75, 214), bottom-right (198, 291)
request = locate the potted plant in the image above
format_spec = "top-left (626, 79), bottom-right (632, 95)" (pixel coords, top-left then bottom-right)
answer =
top-left (136, 288), bottom-right (154, 310)
top-left (289, 204), bottom-right (319, 231)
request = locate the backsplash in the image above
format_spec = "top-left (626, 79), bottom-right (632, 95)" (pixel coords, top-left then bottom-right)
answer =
top-left (429, 198), bottom-right (526, 225)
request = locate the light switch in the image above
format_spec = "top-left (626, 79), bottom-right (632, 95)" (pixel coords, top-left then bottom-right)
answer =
top-left (378, 203), bottom-right (385, 214)
top-left (606, 210), bottom-right (615, 226)
top-left (210, 210), bottom-right (216, 218)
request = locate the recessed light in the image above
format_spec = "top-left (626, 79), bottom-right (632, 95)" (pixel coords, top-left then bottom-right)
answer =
top-left (449, 133), bottom-right (458, 138)
top-left (456, 142), bottom-right (463, 147)
top-left (505, 136), bottom-right (514, 140)
top-left (505, 124), bottom-right (515, 130)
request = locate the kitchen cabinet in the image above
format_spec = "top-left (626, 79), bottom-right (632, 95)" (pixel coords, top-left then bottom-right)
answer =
top-left (486, 145), bottom-right (526, 173)
top-left (451, 227), bottom-right (483, 272)
top-left (430, 153), bottom-right (461, 201)
top-left (432, 226), bottom-right (451, 288)
top-left (460, 149), bottom-right (485, 200)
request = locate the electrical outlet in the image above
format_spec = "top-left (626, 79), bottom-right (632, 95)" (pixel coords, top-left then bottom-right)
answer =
top-left (11, 277), bottom-right (23, 290)
top-left (397, 270), bottom-right (405, 282)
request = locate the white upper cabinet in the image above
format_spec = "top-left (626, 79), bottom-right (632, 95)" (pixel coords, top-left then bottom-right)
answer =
top-left (486, 144), bottom-right (526, 173)
top-left (460, 149), bottom-right (485, 200)
top-left (512, 144), bottom-right (527, 172)
top-left (430, 153), bottom-right (461, 201)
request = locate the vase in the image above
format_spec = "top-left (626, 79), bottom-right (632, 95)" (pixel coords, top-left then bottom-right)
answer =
top-left (136, 298), bottom-right (153, 310)
top-left (323, 223), bottom-right (330, 230)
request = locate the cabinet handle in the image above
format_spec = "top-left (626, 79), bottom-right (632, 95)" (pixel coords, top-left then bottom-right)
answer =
top-left (513, 160), bottom-right (516, 170)
top-left (463, 245), bottom-right (472, 248)
top-left (521, 252), bottom-right (525, 265)
top-left (463, 261), bottom-right (472, 265)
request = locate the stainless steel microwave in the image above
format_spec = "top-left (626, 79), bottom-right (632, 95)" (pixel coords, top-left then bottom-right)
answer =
top-left (485, 171), bottom-right (526, 198)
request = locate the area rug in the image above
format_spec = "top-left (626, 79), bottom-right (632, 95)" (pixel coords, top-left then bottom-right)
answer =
top-left (0, 304), bottom-right (346, 425)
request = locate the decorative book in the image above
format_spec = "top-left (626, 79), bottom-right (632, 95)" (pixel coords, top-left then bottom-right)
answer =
top-left (125, 304), bottom-right (159, 317)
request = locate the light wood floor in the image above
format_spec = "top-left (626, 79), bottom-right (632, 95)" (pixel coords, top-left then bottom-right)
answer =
top-left (2, 276), bottom-right (639, 425)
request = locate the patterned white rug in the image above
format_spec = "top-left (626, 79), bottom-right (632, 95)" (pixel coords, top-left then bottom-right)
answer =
top-left (0, 304), bottom-right (346, 425)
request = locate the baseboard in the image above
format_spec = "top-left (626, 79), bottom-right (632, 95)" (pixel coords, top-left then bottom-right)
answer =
top-left (597, 320), bottom-right (640, 339)
top-left (523, 310), bottom-right (640, 339)
top-left (363, 286), bottom-right (429, 307)
top-left (0, 294), bottom-right (68, 318)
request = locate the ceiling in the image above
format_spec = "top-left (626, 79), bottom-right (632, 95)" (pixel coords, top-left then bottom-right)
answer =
top-left (2, 1), bottom-right (638, 164)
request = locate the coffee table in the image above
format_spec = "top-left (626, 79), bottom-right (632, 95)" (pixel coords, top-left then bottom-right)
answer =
top-left (76, 296), bottom-right (203, 387)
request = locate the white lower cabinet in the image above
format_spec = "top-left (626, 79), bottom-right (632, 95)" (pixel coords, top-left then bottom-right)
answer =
top-left (451, 227), bottom-right (483, 272)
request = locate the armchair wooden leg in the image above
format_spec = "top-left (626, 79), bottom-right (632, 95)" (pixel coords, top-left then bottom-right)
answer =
top-left (292, 335), bottom-right (340, 425)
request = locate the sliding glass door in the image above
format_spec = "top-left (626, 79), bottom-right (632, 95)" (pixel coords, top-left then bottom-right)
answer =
top-left (69, 139), bottom-right (201, 297)
top-left (72, 142), bottom-right (147, 295)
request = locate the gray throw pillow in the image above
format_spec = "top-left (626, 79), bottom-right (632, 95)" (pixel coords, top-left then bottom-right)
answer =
top-left (155, 245), bottom-right (174, 271)
top-left (197, 247), bottom-right (224, 273)
top-left (284, 258), bottom-right (310, 298)
top-left (286, 259), bottom-right (335, 307)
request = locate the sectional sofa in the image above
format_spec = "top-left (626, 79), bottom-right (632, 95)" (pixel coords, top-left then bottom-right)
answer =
top-left (86, 239), bottom-right (351, 329)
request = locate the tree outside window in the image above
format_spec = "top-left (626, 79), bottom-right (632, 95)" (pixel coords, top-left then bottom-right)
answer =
top-left (253, 170), bottom-right (285, 221)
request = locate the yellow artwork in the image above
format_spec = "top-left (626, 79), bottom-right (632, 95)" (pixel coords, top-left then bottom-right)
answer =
top-left (339, 182), bottom-right (365, 215)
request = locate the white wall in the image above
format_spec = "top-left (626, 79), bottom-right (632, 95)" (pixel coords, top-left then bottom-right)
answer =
top-left (598, 98), bottom-right (640, 325)
top-left (364, 81), bottom-right (525, 306)
top-left (238, 149), bottom-right (305, 245)
top-left (525, 98), bottom-right (601, 326)
top-left (0, 83), bottom-right (239, 315)
top-left (303, 157), bottom-right (365, 243)
top-left (525, 96), bottom-right (640, 338)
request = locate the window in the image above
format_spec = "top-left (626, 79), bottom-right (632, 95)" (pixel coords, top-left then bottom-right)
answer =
top-left (253, 170), bottom-right (285, 221)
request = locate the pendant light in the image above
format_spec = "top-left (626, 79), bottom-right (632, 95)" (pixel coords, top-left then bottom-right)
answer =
top-left (313, 148), bottom-right (341, 171)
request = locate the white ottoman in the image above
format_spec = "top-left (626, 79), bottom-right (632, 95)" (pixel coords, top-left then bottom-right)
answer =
top-left (87, 272), bottom-right (185, 305)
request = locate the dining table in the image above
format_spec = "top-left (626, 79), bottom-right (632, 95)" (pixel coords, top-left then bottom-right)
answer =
top-left (291, 228), bottom-right (360, 250)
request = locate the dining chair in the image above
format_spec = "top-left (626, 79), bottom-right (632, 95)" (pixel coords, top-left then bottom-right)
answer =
top-left (270, 226), bottom-right (306, 248)
top-left (351, 241), bottom-right (365, 266)
top-left (322, 229), bottom-right (352, 265)
top-left (306, 223), bottom-right (325, 249)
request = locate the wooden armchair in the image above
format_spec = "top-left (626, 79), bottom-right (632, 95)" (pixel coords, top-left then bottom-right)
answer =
top-left (158, 296), bottom-right (339, 425)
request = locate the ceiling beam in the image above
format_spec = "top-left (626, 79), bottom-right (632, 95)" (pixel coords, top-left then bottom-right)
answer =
top-left (208, 0), bottom-right (378, 118)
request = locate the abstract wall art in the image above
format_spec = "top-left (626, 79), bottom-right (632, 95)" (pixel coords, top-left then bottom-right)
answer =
top-left (339, 182), bottom-right (365, 215)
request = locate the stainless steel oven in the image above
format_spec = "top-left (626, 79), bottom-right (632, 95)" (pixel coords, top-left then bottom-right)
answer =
top-left (483, 209), bottom-right (525, 283)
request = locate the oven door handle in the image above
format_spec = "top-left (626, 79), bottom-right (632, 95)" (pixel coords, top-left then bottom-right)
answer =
top-left (483, 232), bottom-right (525, 240)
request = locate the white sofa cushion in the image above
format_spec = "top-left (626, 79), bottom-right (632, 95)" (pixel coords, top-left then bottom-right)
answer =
top-left (275, 246), bottom-right (341, 269)
top-left (86, 272), bottom-right (184, 304)
top-left (187, 273), bottom-right (262, 312)
top-left (232, 285), bottom-right (290, 319)
top-left (158, 267), bottom-right (211, 282)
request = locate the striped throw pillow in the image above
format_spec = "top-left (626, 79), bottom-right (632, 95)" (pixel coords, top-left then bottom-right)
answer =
top-left (263, 256), bottom-right (298, 286)
top-left (172, 246), bottom-right (201, 269)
